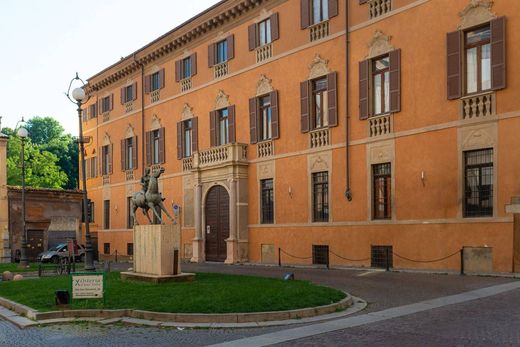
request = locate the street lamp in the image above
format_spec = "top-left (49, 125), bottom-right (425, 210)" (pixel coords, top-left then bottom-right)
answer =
top-left (66, 73), bottom-right (95, 271)
top-left (17, 120), bottom-right (29, 268)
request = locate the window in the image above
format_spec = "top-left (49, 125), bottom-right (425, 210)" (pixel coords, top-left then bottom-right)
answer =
top-left (312, 245), bottom-right (329, 265)
top-left (103, 200), bottom-right (110, 230)
top-left (89, 201), bottom-right (94, 223)
top-left (373, 56), bottom-right (390, 115)
top-left (301, 73), bottom-right (337, 132)
top-left (218, 108), bottom-right (229, 146)
top-left (312, 172), bottom-right (329, 222)
top-left (359, 50), bottom-right (400, 120)
top-left (101, 95), bottom-right (112, 113)
top-left (124, 85), bottom-right (133, 103)
top-left (259, 95), bottom-right (272, 141)
top-left (146, 128), bottom-right (165, 166)
top-left (258, 18), bottom-right (272, 46)
top-left (127, 243), bottom-right (134, 256)
top-left (182, 57), bottom-right (192, 79)
top-left (216, 40), bottom-right (228, 64)
top-left (261, 179), bottom-right (274, 224)
top-left (151, 72), bottom-right (160, 91)
top-left (103, 243), bottom-right (110, 255)
top-left (152, 130), bottom-right (160, 164)
top-left (127, 196), bottom-right (134, 228)
top-left (312, 0), bottom-right (329, 24)
top-left (176, 54), bottom-right (197, 83)
top-left (465, 26), bottom-right (491, 94)
top-left (126, 138), bottom-right (134, 170)
top-left (312, 77), bottom-right (329, 129)
top-left (184, 120), bottom-right (192, 158)
top-left (464, 149), bottom-right (493, 217)
top-left (89, 104), bottom-right (98, 118)
top-left (101, 145), bottom-right (112, 175)
top-left (90, 157), bottom-right (97, 178)
top-left (372, 163), bottom-right (391, 219)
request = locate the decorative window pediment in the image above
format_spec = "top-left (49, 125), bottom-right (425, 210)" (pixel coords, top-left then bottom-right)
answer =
top-left (458, 0), bottom-right (496, 30)
top-left (151, 114), bottom-right (162, 130)
top-left (125, 124), bottom-right (135, 139)
top-left (102, 132), bottom-right (111, 146)
top-left (256, 75), bottom-right (274, 96)
top-left (366, 30), bottom-right (394, 59)
top-left (308, 54), bottom-right (330, 80)
top-left (182, 103), bottom-right (195, 120)
top-left (215, 90), bottom-right (230, 110)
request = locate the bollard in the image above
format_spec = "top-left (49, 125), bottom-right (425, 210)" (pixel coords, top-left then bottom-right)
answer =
top-left (173, 249), bottom-right (179, 275)
top-left (326, 249), bottom-right (330, 270)
top-left (278, 248), bottom-right (281, 267)
top-left (460, 248), bottom-right (465, 275)
top-left (385, 247), bottom-right (390, 271)
top-left (115, 250), bottom-right (118, 263)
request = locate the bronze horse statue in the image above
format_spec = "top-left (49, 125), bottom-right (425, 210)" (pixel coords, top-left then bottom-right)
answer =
top-left (130, 167), bottom-right (174, 225)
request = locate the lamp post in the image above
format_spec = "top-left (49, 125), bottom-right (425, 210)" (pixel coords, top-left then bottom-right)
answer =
top-left (66, 73), bottom-right (95, 271)
top-left (17, 121), bottom-right (29, 268)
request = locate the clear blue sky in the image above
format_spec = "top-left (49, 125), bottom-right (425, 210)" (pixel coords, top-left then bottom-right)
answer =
top-left (0, 0), bottom-right (220, 135)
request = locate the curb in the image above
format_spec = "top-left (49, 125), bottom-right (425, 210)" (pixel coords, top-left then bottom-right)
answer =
top-left (0, 293), bottom-right (366, 329)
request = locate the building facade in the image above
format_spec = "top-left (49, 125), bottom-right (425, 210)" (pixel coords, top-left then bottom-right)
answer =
top-left (82, 0), bottom-right (520, 272)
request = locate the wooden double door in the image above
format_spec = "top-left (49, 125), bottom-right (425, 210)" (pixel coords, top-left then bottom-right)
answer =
top-left (205, 185), bottom-right (229, 262)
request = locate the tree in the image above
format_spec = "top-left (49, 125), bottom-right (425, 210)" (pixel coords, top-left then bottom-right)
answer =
top-left (5, 132), bottom-right (68, 189)
top-left (25, 117), bottom-right (79, 189)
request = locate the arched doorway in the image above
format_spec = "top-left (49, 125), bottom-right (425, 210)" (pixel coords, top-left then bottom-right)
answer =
top-left (205, 185), bottom-right (229, 262)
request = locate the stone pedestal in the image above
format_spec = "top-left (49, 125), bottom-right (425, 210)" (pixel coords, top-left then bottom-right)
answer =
top-left (121, 224), bottom-right (194, 283)
top-left (506, 197), bottom-right (520, 272)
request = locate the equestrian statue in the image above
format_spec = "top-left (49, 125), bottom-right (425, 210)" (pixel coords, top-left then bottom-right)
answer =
top-left (130, 167), bottom-right (174, 225)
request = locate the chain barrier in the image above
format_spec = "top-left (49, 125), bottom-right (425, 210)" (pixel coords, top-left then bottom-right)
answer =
top-left (329, 249), bottom-right (370, 262)
top-left (279, 248), bottom-right (312, 260)
top-left (392, 250), bottom-right (460, 264)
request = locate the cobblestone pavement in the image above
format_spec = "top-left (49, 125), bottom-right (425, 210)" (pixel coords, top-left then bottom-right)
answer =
top-left (0, 263), bottom-right (518, 346)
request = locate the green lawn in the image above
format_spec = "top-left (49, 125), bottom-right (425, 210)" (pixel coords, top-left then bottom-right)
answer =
top-left (0, 272), bottom-right (345, 313)
top-left (0, 263), bottom-right (40, 273)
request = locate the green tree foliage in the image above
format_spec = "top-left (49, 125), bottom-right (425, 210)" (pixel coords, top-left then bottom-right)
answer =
top-left (3, 116), bottom-right (79, 190)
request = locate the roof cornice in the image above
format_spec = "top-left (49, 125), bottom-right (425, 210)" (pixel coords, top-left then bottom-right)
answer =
top-left (86, 0), bottom-right (267, 94)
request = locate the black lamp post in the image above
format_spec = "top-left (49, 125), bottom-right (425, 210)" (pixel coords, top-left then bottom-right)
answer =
top-left (66, 73), bottom-right (95, 271)
top-left (17, 121), bottom-right (29, 268)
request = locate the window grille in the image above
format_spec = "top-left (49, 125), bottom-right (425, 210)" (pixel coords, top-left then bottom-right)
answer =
top-left (464, 148), bottom-right (493, 217)
top-left (312, 245), bottom-right (329, 265)
top-left (371, 245), bottom-right (392, 268)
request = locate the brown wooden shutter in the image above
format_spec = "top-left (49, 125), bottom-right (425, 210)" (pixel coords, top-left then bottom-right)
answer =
top-left (145, 75), bottom-right (151, 93)
top-left (446, 30), bottom-right (462, 100)
top-left (120, 87), bottom-right (125, 105)
top-left (86, 158), bottom-right (91, 179)
top-left (327, 72), bottom-right (338, 126)
top-left (209, 111), bottom-right (217, 147)
top-left (121, 139), bottom-right (126, 171)
top-left (227, 35), bottom-right (235, 60)
top-left (228, 105), bottom-right (236, 144)
top-left (491, 16), bottom-right (506, 90)
top-left (109, 94), bottom-right (114, 111)
top-left (389, 49), bottom-right (401, 113)
top-left (98, 148), bottom-right (102, 175)
top-left (248, 24), bottom-right (257, 51)
top-left (249, 97), bottom-right (258, 144)
top-left (191, 53), bottom-right (197, 76)
top-left (271, 13), bottom-right (280, 41)
top-left (108, 144), bottom-right (113, 174)
top-left (133, 82), bottom-right (137, 101)
top-left (328, 0), bottom-right (338, 18)
top-left (192, 117), bottom-right (198, 152)
top-left (270, 90), bottom-right (280, 139)
top-left (301, 0), bottom-right (310, 29)
top-left (159, 69), bottom-right (165, 89)
top-left (175, 60), bottom-right (181, 82)
top-left (98, 99), bottom-right (103, 114)
top-left (158, 127), bottom-right (165, 164)
top-left (208, 43), bottom-right (215, 67)
top-left (145, 131), bottom-right (151, 166)
top-left (133, 136), bottom-right (138, 170)
top-left (300, 81), bottom-right (310, 132)
top-left (177, 121), bottom-right (183, 160)
top-left (359, 59), bottom-right (370, 120)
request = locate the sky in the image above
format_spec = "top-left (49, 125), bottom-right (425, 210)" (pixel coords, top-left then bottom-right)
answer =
top-left (0, 0), bottom-right (221, 136)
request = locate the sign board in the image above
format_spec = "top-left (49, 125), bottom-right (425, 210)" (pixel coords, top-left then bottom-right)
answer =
top-left (70, 272), bottom-right (105, 299)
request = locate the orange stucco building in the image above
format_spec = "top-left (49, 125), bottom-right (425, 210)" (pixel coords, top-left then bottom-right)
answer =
top-left (82, 0), bottom-right (520, 272)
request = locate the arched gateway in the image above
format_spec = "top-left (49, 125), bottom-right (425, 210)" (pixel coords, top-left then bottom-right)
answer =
top-left (205, 185), bottom-right (229, 262)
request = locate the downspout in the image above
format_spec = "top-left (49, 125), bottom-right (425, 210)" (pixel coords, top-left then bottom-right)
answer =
top-left (345, 0), bottom-right (352, 201)
top-left (134, 54), bottom-right (146, 177)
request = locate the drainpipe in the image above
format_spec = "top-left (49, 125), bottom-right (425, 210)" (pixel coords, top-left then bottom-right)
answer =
top-left (345, 0), bottom-right (352, 201)
top-left (134, 54), bottom-right (146, 177)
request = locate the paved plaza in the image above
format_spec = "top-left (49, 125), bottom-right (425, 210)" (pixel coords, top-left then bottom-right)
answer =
top-left (0, 263), bottom-right (519, 346)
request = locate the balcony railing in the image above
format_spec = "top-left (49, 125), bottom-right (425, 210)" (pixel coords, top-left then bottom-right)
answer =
top-left (460, 92), bottom-right (496, 120)
top-left (181, 78), bottom-right (192, 92)
top-left (102, 113), bottom-right (110, 122)
top-left (256, 43), bottom-right (273, 63)
top-left (125, 170), bottom-right (135, 181)
top-left (194, 143), bottom-right (248, 169)
top-left (257, 140), bottom-right (274, 158)
top-left (309, 128), bottom-right (330, 148)
top-left (125, 101), bottom-right (133, 113)
top-left (151, 89), bottom-right (160, 103)
top-left (309, 21), bottom-right (329, 42)
top-left (214, 62), bottom-right (228, 79)
top-left (102, 175), bottom-right (110, 185)
top-left (369, 0), bottom-right (392, 19)
top-left (369, 114), bottom-right (392, 137)
top-left (182, 157), bottom-right (193, 171)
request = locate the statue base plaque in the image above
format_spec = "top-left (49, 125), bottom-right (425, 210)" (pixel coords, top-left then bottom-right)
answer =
top-left (121, 224), bottom-right (195, 283)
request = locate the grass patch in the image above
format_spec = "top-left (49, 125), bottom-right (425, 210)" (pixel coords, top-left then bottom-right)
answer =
top-left (0, 272), bottom-right (345, 313)
top-left (0, 263), bottom-right (40, 273)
